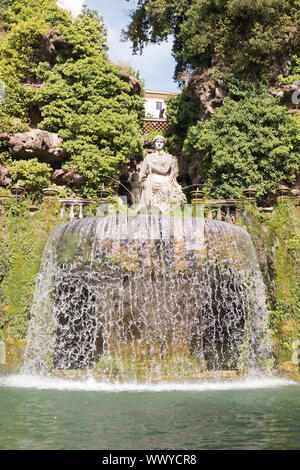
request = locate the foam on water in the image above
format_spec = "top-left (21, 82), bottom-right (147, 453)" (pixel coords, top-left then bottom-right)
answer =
top-left (0, 374), bottom-right (295, 392)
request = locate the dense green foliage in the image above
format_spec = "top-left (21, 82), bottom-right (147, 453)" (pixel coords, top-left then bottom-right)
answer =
top-left (124, 0), bottom-right (300, 82)
top-left (0, 202), bottom-right (62, 338)
top-left (268, 200), bottom-right (300, 337)
top-left (0, 0), bottom-right (144, 197)
top-left (8, 158), bottom-right (51, 195)
top-left (165, 89), bottom-right (199, 152)
top-left (240, 199), bottom-right (300, 368)
top-left (183, 89), bottom-right (300, 199)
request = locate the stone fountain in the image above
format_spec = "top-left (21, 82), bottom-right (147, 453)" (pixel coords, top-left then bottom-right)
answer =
top-left (22, 138), bottom-right (273, 381)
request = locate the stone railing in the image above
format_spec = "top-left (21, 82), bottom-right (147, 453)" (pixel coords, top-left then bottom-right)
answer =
top-left (2, 183), bottom-right (300, 221)
top-left (59, 198), bottom-right (94, 220)
top-left (0, 194), bottom-right (95, 220)
top-left (203, 199), bottom-right (241, 224)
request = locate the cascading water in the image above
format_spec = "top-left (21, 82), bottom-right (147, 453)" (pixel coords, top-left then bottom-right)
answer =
top-left (22, 214), bottom-right (273, 382)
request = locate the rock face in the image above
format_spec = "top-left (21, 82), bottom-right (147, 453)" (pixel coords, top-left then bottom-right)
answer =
top-left (120, 71), bottom-right (142, 96)
top-left (271, 83), bottom-right (300, 115)
top-left (0, 129), bottom-right (67, 164)
top-left (51, 168), bottom-right (86, 187)
top-left (186, 71), bottom-right (228, 121)
top-left (268, 28), bottom-right (299, 84)
top-left (33, 28), bottom-right (72, 64)
top-left (0, 166), bottom-right (11, 186)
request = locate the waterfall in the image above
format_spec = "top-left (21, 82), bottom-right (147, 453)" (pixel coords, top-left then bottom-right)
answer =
top-left (23, 215), bottom-right (273, 381)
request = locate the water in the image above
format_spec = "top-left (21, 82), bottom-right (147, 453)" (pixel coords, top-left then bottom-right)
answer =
top-left (23, 215), bottom-right (272, 378)
top-left (3, 215), bottom-right (291, 450)
top-left (0, 376), bottom-right (299, 450)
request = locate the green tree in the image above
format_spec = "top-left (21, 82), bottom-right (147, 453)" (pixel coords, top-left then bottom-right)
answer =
top-left (183, 90), bottom-right (300, 199)
top-left (0, 0), bottom-right (144, 197)
top-left (124, 0), bottom-right (300, 83)
top-left (8, 158), bottom-right (51, 195)
top-left (164, 88), bottom-right (199, 152)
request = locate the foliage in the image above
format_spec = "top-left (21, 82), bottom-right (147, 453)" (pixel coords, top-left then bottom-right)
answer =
top-left (165, 88), bottom-right (199, 152)
top-left (0, 0), bottom-right (144, 197)
top-left (0, 203), bottom-right (62, 339)
top-left (238, 199), bottom-right (300, 361)
top-left (144, 129), bottom-right (166, 142)
top-left (279, 43), bottom-right (300, 84)
top-left (267, 199), bottom-right (300, 338)
top-left (36, 55), bottom-right (144, 197)
top-left (124, 0), bottom-right (300, 83)
top-left (8, 158), bottom-right (51, 196)
top-left (183, 89), bottom-right (300, 199)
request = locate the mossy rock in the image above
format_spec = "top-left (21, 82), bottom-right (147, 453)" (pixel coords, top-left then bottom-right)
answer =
top-left (278, 361), bottom-right (300, 381)
top-left (279, 318), bottom-right (298, 337)
top-left (0, 339), bottom-right (26, 374)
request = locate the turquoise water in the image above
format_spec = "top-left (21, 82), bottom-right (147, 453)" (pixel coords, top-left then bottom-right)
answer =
top-left (0, 376), bottom-right (299, 450)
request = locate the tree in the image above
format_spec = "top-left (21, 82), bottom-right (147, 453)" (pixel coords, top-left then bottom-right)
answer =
top-left (8, 158), bottom-right (51, 195)
top-left (0, 0), bottom-right (144, 198)
top-left (183, 90), bottom-right (300, 199)
top-left (123, 0), bottom-right (300, 83)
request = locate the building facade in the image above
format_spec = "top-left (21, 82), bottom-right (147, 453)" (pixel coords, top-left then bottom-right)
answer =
top-left (144, 89), bottom-right (179, 119)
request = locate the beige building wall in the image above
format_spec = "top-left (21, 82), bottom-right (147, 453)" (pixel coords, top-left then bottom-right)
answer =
top-left (144, 90), bottom-right (179, 119)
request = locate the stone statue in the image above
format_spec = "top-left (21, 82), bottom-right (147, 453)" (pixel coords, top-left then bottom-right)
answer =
top-left (128, 170), bottom-right (142, 205)
top-left (135, 135), bottom-right (186, 212)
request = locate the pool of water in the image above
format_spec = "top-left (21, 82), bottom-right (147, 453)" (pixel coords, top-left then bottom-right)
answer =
top-left (0, 375), bottom-right (299, 450)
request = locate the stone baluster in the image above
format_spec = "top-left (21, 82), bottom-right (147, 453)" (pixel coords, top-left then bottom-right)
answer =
top-left (235, 207), bottom-right (240, 221)
top-left (60, 203), bottom-right (65, 219)
top-left (69, 203), bottom-right (75, 220)
top-left (59, 198), bottom-right (92, 220)
top-left (225, 206), bottom-right (231, 223)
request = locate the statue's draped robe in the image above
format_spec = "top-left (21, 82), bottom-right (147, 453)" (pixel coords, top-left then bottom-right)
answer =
top-left (138, 151), bottom-right (186, 212)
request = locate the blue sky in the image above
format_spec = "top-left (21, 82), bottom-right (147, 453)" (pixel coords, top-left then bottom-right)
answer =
top-left (58, 0), bottom-right (180, 92)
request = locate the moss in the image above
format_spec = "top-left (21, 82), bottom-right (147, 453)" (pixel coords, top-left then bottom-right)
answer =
top-left (238, 199), bottom-right (300, 379)
top-left (0, 199), bottom-right (62, 340)
top-left (0, 336), bottom-right (26, 374)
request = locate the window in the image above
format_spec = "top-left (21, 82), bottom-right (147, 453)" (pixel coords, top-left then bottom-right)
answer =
top-left (156, 102), bottom-right (163, 111)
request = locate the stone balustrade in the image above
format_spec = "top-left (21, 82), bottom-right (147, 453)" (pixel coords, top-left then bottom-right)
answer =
top-left (1, 186), bottom-right (300, 221)
top-left (59, 198), bottom-right (94, 220)
top-left (203, 199), bottom-right (241, 224)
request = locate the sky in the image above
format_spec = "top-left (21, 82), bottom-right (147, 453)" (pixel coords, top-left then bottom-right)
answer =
top-left (58, 0), bottom-right (180, 92)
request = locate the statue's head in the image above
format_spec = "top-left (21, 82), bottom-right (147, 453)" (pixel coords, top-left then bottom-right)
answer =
top-left (152, 135), bottom-right (166, 151)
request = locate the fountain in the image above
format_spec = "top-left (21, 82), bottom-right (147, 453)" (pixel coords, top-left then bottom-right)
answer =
top-left (22, 137), bottom-right (273, 382)
top-left (22, 213), bottom-right (272, 379)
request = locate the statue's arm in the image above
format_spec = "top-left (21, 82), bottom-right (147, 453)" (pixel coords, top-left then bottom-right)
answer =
top-left (148, 161), bottom-right (171, 175)
top-left (170, 157), bottom-right (179, 180)
top-left (139, 156), bottom-right (148, 180)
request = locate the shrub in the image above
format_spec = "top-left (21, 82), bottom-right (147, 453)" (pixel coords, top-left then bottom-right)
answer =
top-left (8, 158), bottom-right (51, 195)
top-left (183, 90), bottom-right (300, 199)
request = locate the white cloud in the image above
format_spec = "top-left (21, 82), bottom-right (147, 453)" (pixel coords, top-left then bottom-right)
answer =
top-left (58, 0), bottom-right (84, 17)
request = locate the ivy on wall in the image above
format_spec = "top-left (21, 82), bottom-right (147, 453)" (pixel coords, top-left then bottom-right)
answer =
top-left (0, 201), bottom-right (61, 339)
